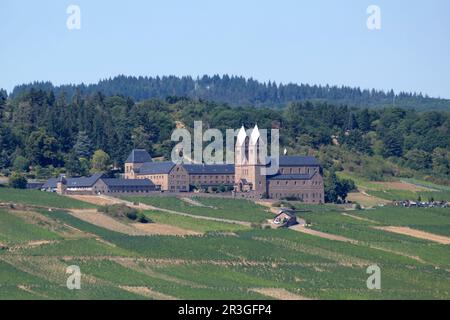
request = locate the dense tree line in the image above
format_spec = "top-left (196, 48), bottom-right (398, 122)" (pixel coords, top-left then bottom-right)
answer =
top-left (9, 75), bottom-right (450, 111)
top-left (1, 89), bottom-right (449, 187)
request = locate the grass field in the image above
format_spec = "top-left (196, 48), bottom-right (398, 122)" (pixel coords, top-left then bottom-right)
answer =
top-left (295, 208), bottom-right (450, 267)
top-left (367, 190), bottom-right (450, 202)
top-left (336, 172), bottom-right (450, 206)
top-left (0, 188), bottom-right (96, 209)
top-left (122, 196), bottom-right (273, 224)
top-left (0, 193), bottom-right (449, 300)
top-left (402, 178), bottom-right (450, 192)
top-left (0, 209), bottom-right (61, 245)
top-left (144, 210), bottom-right (249, 233)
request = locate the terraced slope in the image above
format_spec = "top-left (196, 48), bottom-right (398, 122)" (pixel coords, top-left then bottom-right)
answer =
top-left (0, 196), bottom-right (449, 300)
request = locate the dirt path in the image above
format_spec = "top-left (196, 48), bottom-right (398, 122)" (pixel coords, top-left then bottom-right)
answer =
top-left (98, 195), bottom-right (252, 227)
top-left (255, 200), bottom-right (281, 214)
top-left (250, 288), bottom-right (311, 300)
top-left (120, 286), bottom-right (178, 300)
top-left (132, 223), bottom-right (201, 236)
top-left (341, 212), bottom-right (379, 224)
top-left (69, 209), bottom-right (150, 236)
top-left (7, 240), bottom-right (60, 252)
top-left (69, 209), bottom-right (200, 237)
top-left (68, 195), bottom-right (124, 206)
top-left (289, 225), bottom-right (357, 243)
top-left (373, 181), bottom-right (432, 192)
top-left (347, 192), bottom-right (389, 208)
top-left (179, 197), bottom-right (209, 207)
top-left (374, 226), bottom-right (450, 245)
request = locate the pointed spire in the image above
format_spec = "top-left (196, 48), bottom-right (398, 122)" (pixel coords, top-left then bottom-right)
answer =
top-left (250, 124), bottom-right (260, 145)
top-left (236, 125), bottom-right (247, 146)
top-left (284, 148), bottom-right (288, 155)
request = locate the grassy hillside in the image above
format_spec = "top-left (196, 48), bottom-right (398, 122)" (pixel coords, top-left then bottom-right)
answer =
top-left (337, 171), bottom-right (450, 208)
top-left (366, 190), bottom-right (450, 202)
top-left (0, 209), bottom-right (61, 245)
top-left (144, 210), bottom-right (248, 233)
top-left (122, 196), bottom-right (273, 224)
top-left (0, 188), bottom-right (96, 209)
top-left (0, 194), bottom-right (449, 300)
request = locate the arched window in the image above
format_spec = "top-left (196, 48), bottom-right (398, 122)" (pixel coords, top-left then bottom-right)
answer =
top-left (256, 137), bottom-right (260, 164)
top-left (244, 136), bottom-right (250, 162)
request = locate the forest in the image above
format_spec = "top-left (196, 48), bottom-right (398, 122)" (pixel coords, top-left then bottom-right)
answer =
top-left (9, 75), bottom-right (450, 111)
top-left (1, 87), bottom-right (449, 194)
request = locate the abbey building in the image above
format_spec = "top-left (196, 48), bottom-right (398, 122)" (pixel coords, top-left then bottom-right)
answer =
top-left (125, 125), bottom-right (325, 203)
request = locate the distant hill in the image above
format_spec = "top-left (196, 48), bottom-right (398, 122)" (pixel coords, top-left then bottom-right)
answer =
top-left (9, 75), bottom-right (450, 111)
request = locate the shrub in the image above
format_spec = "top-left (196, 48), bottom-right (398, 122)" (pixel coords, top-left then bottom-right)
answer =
top-left (226, 186), bottom-right (235, 192)
top-left (126, 211), bottom-right (138, 221)
top-left (101, 204), bottom-right (134, 218)
top-left (99, 204), bottom-right (153, 224)
top-left (9, 172), bottom-right (27, 189)
top-left (12, 156), bottom-right (29, 172)
top-left (137, 213), bottom-right (151, 224)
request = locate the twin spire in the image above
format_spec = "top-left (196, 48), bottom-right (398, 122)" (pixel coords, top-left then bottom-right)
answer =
top-left (236, 124), bottom-right (261, 146)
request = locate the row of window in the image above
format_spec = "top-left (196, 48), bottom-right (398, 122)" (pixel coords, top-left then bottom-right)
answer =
top-left (271, 193), bottom-right (323, 200)
top-left (279, 167), bottom-right (318, 174)
top-left (191, 175), bottom-right (233, 180)
top-left (270, 180), bottom-right (322, 186)
top-left (106, 189), bottom-right (153, 193)
top-left (191, 180), bottom-right (231, 184)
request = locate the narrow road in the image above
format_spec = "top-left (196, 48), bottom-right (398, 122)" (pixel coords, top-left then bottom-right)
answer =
top-left (289, 224), bottom-right (357, 243)
top-left (98, 195), bottom-right (252, 227)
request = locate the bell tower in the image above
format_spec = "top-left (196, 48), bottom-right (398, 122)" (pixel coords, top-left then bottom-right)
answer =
top-left (234, 126), bottom-right (248, 190)
top-left (248, 124), bottom-right (267, 194)
top-left (234, 125), bottom-right (267, 195)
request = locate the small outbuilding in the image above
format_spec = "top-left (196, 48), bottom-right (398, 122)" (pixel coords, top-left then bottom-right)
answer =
top-left (41, 173), bottom-right (157, 195)
top-left (273, 210), bottom-right (298, 228)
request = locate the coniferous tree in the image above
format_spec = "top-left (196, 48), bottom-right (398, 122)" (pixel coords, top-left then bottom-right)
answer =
top-left (73, 131), bottom-right (93, 159)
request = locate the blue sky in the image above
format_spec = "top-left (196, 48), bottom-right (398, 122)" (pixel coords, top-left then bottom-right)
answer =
top-left (0, 0), bottom-right (449, 98)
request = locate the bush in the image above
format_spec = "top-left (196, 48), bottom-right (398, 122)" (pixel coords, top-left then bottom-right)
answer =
top-left (12, 156), bottom-right (29, 172)
top-left (99, 204), bottom-right (151, 223)
top-left (9, 172), bottom-right (27, 189)
top-left (1, 169), bottom-right (11, 177)
top-left (137, 213), bottom-right (151, 224)
top-left (126, 211), bottom-right (138, 221)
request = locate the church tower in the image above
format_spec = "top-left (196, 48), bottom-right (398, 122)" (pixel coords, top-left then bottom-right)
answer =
top-left (234, 126), bottom-right (248, 191)
top-left (234, 125), bottom-right (267, 196)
